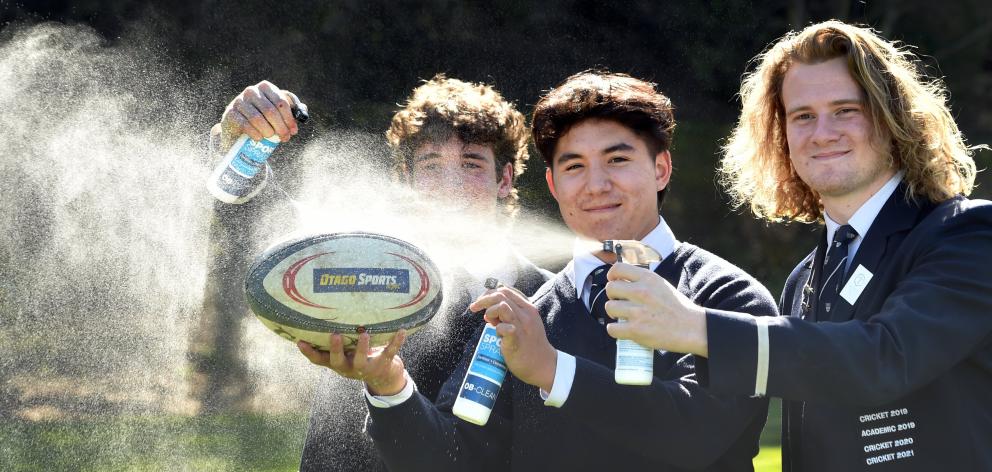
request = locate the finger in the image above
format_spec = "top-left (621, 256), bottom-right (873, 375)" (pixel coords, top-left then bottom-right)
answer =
top-left (246, 86), bottom-right (290, 140)
top-left (257, 82), bottom-right (295, 138)
top-left (485, 300), bottom-right (515, 327)
top-left (297, 341), bottom-right (330, 366)
top-left (607, 262), bottom-right (651, 282)
top-left (494, 322), bottom-right (516, 350)
top-left (494, 286), bottom-right (529, 307)
top-left (285, 91), bottom-right (303, 110)
top-left (285, 91), bottom-right (308, 130)
top-left (352, 332), bottom-right (372, 372)
top-left (222, 106), bottom-right (262, 141)
top-left (274, 90), bottom-right (301, 134)
top-left (469, 290), bottom-right (505, 313)
top-left (380, 329), bottom-right (407, 361)
top-left (233, 94), bottom-right (277, 139)
top-left (325, 333), bottom-right (349, 369)
top-left (605, 320), bottom-right (635, 340)
top-left (604, 299), bottom-right (641, 321)
top-left (605, 279), bottom-right (646, 303)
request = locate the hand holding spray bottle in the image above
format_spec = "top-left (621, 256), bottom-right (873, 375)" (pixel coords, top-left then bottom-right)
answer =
top-left (603, 240), bottom-right (662, 385)
top-left (206, 102), bottom-right (309, 204)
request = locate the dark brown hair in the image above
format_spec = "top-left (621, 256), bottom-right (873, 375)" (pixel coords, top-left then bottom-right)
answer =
top-left (531, 70), bottom-right (676, 206)
top-left (386, 74), bottom-right (529, 215)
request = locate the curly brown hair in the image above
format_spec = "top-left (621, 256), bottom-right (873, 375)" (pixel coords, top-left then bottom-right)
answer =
top-left (531, 70), bottom-right (676, 207)
top-left (386, 74), bottom-right (529, 215)
top-left (720, 20), bottom-right (980, 223)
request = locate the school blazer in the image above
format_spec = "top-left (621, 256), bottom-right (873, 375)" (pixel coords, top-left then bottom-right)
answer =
top-left (769, 190), bottom-right (992, 471)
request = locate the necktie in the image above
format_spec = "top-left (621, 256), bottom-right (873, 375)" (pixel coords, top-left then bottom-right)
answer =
top-left (588, 264), bottom-right (612, 325)
top-left (818, 225), bottom-right (858, 315)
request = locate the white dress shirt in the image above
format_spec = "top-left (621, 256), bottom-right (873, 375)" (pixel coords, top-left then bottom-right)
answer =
top-left (823, 171), bottom-right (904, 272)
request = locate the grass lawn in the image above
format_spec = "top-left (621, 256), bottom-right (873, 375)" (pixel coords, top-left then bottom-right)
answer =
top-left (754, 398), bottom-right (783, 471)
top-left (1, 403), bottom-right (784, 471)
top-left (0, 414), bottom-right (308, 471)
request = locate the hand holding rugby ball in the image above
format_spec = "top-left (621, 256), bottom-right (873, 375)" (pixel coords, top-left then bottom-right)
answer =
top-left (245, 232), bottom-right (443, 350)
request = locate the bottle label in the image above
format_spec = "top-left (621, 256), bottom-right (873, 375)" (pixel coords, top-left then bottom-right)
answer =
top-left (616, 338), bottom-right (654, 370)
top-left (230, 137), bottom-right (278, 178)
top-left (458, 325), bottom-right (506, 409)
top-left (467, 327), bottom-right (507, 382)
top-left (458, 374), bottom-right (501, 409)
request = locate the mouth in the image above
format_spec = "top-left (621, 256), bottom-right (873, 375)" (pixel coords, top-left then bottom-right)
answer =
top-left (582, 203), bottom-right (621, 213)
top-left (812, 150), bottom-right (850, 160)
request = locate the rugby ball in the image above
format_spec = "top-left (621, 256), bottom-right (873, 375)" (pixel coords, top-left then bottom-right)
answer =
top-left (245, 232), bottom-right (443, 351)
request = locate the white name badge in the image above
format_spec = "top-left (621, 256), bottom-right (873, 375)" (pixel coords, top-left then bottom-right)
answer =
top-left (840, 264), bottom-right (873, 305)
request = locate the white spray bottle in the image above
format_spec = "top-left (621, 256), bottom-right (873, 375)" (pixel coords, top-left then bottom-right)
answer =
top-left (206, 104), bottom-right (308, 204)
top-left (452, 278), bottom-right (507, 426)
top-left (603, 240), bottom-right (661, 386)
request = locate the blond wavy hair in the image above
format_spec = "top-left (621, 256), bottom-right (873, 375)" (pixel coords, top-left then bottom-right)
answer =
top-left (386, 74), bottom-right (529, 216)
top-left (720, 20), bottom-right (979, 223)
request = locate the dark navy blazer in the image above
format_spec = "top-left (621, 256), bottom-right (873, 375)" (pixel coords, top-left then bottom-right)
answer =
top-left (367, 243), bottom-right (776, 471)
top-left (706, 189), bottom-right (992, 471)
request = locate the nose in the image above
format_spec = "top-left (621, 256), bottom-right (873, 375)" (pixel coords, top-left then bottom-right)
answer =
top-left (811, 115), bottom-right (841, 146)
top-left (585, 164), bottom-right (612, 194)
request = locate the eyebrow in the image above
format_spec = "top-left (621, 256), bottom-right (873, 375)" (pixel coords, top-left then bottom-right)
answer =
top-left (414, 152), bottom-right (489, 163)
top-left (603, 142), bottom-right (635, 154)
top-left (414, 152), bottom-right (441, 163)
top-left (785, 98), bottom-right (863, 116)
top-left (555, 142), bottom-right (635, 166)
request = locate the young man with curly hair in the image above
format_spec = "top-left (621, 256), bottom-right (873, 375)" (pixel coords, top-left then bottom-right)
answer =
top-left (211, 75), bottom-right (550, 471)
top-left (341, 71), bottom-right (777, 471)
top-left (605, 21), bottom-right (992, 471)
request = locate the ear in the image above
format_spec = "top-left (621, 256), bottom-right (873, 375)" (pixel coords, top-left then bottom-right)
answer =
top-left (655, 150), bottom-right (672, 191)
top-left (545, 167), bottom-right (559, 201)
top-left (497, 162), bottom-right (513, 199)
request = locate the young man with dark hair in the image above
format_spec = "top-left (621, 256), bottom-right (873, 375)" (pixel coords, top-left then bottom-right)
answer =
top-left (606, 21), bottom-right (992, 471)
top-left (211, 75), bottom-right (551, 471)
top-left (334, 71), bottom-right (776, 471)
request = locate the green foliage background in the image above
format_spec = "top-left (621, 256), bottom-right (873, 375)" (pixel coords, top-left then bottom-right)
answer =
top-left (4, 0), bottom-right (989, 289)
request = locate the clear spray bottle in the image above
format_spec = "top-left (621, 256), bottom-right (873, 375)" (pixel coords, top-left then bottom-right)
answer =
top-left (206, 104), bottom-right (309, 204)
top-left (603, 240), bottom-right (661, 386)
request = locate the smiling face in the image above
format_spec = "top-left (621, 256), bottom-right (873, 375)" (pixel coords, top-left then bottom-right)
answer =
top-left (545, 118), bottom-right (670, 242)
top-left (782, 57), bottom-right (896, 218)
top-left (409, 136), bottom-right (512, 215)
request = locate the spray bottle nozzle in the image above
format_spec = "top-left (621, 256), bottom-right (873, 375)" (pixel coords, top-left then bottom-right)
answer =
top-left (602, 239), bottom-right (661, 267)
top-left (291, 103), bottom-right (310, 124)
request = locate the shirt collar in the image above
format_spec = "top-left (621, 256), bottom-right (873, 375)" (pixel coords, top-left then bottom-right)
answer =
top-left (825, 171), bottom-right (904, 243)
top-left (565, 216), bottom-right (678, 296)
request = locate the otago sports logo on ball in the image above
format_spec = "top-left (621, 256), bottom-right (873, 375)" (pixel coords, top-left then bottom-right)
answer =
top-left (279, 250), bottom-right (432, 311)
top-left (312, 268), bottom-right (410, 293)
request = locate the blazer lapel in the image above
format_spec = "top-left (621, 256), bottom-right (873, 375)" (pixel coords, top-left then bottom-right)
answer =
top-left (828, 187), bottom-right (920, 322)
top-left (790, 250), bottom-right (817, 321)
top-left (809, 229), bottom-right (829, 322)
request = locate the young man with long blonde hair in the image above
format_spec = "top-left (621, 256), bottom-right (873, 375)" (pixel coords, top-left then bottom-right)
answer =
top-left (603, 20), bottom-right (992, 471)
